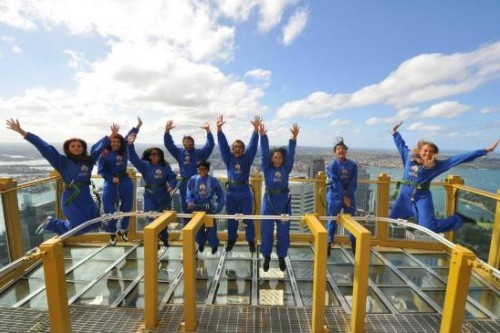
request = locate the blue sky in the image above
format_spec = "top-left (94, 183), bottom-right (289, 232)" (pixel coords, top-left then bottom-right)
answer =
top-left (1, 0), bottom-right (500, 152)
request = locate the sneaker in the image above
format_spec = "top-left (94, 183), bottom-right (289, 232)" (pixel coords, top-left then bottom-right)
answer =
top-left (225, 240), bottom-right (236, 252)
top-left (263, 256), bottom-right (271, 272)
top-left (109, 234), bottom-right (117, 246)
top-left (36, 215), bottom-right (52, 235)
top-left (248, 241), bottom-right (256, 253)
top-left (327, 243), bottom-right (331, 257)
top-left (278, 257), bottom-right (286, 271)
top-left (457, 212), bottom-right (477, 225)
top-left (198, 244), bottom-right (205, 253)
top-left (117, 229), bottom-right (129, 242)
top-left (350, 238), bottom-right (357, 256)
top-left (211, 246), bottom-right (218, 255)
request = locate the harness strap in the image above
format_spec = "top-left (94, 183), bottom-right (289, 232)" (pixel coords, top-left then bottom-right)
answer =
top-left (225, 180), bottom-right (249, 188)
top-left (145, 183), bottom-right (167, 194)
top-left (63, 181), bottom-right (91, 206)
top-left (392, 180), bottom-right (431, 200)
top-left (265, 187), bottom-right (290, 195)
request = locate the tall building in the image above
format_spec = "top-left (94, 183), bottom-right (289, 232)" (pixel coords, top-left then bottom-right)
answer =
top-left (289, 182), bottom-right (315, 233)
top-left (309, 158), bottom-right (325, 178)
top-left (355, 166), bottom-right (371, 213)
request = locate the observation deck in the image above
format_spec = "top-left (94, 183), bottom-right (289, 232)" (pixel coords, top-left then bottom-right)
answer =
top-left (0, 171), bottom-right (499, 332)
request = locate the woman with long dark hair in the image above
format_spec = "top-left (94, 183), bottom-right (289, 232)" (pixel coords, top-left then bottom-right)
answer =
top-left (6, 118), bottom-right (116, 235)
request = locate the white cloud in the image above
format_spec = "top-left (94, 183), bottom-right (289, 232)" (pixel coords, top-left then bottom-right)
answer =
top-left (257, 0), bottom-right (300, 32)
top-left (244, 69), bottom-right (272, 81)
top-left (215, 0), bottom-right (259, 22)
top-left (282, 7), bottom-right (308, 46)
top-left (406, 122), bottom-right (442, 133)
top-left (1, 34), bottom-right (22, 54)
top-left (365, 117), bottom-right (382, 126)
top-left (481, 107), bottom-right (500, 114)
top-left (329, 118), bottom-right (350, 126)
top-left (421, 101), bottom-right (470, 118)
top-left (276, 42), bottom-right (500, 119)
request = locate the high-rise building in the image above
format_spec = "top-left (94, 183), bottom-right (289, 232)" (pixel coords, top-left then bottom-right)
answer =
top-left (309, 158), bottom-right (325, 178)
top-left (355, 166), bottom-right (371, 213)
top-left (289, 182), bottom-right (315, 233)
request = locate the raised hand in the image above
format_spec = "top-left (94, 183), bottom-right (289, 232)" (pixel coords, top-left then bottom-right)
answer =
top-left (201, 122), bottom-right (210, 132)
top-left (165, 120), bottom-right (174, 132)
top-left (137, 117), bottom-right (143, 129)
top-left (6, 118), bottom-right (27, 137)
top-left (110, 123), bottom-right (120, 136)
top-left (258, 123), bottom-right (267, 136)
top-left (216, 115), bottom-right (225, 131)
top-left (291, 122), bottom-right (300, 140)
top-left (392, 121), bottom-right (403, 134)
top-left (251, 116), bottom-right (263, 131)
top-left (486, 139), bottom-right (499, 153)
top-left (127, 133), bottom-right (137, 145)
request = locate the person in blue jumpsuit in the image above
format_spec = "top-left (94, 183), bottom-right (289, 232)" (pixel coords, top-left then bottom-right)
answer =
top-left (164, 120), bottom-right (214, 224)
top-left (389, 121), bottom-right (499, 232)
top-left (258, 122), bottom-right (299, 272)
top-left (326, 137), bottom-right (358, 257)
top-left (127, 132), bottom-right (177, 247)
top-left (186, 160), bottom-right (225, 254)
top-left (98, 117), bottom-right (142, 245)
top-left (217, 115), bottom-right (262, 253)
top-left (6, 118), bottom-right (115, 235)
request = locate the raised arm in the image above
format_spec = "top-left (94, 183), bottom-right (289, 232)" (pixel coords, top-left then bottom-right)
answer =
top-left (200, 122), bottom-right (215, 158)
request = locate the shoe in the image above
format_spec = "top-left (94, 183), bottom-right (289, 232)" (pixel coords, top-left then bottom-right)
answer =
top-left (159, 235), bottom-right (170, 248)
top-left (327, 243), bottom-right (331, 257)
top-left (198, 244), bottom-right (205, 253)
top-left (350, 238), bottom-right (357, 256)
top-left (263, 256), bottom-right (271, 272)
top-left (211, 247), bottom-right (218, 254)
top-left (36, 215), bottom-right (52, 235)
top-left (278, 257), bottom-right (286, 272)
top-left (457, 212), bottom-right (477, 225)
top-left (109, 234), bottom-right (117, 246)
top-left (225, 240), bottom-right (236, 252)
top-left (117, 229), bottom-right (129, 242)
top-left (248, 241), bottom-right (256, 253)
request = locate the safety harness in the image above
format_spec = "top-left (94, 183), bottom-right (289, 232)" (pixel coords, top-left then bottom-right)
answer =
top-left (64, 181), bottom-right (101, 211)
top-left (392, 179), bottom-right (431, 201)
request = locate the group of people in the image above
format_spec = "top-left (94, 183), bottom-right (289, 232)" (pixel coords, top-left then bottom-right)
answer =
top-left (5, 117), bottom-right (498, 270)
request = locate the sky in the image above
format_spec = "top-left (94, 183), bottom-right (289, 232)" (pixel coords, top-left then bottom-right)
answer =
top-left (1, 0), bottom-right (500, 152)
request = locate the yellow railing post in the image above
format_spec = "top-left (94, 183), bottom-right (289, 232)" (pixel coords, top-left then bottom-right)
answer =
top-left (181, 212), bottom-right (207, 332)
top-left (339, 214), bottom-right (371, 333)
top-left (39, 238), bottom-right (71, 333)
top-left (49, 170), bottom-right (65, 219)
top-left (488, 190), bottom-right (500, 269)
top-left (376, 173), bottom-right (390, 245)
top-left (250, 171), bottom-right (263, 241)
top-left (314, 171), bottom-right (327, 216)
top-left (303, 214), bottom-right (328, 333)
top-left (440, 245), bottom-right (475, 333)
top-left (443, 175), bottom-right (464, 242)
top-left (0, 177), bottom-right (24, 260)
top-left (144, 211), bottom-right (176, 330)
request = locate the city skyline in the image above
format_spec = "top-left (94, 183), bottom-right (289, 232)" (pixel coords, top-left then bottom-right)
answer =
top-left (1, 1), bottom-right (500, 150)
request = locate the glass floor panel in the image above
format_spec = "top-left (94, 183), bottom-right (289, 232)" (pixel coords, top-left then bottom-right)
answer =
top-left (1, 244), bottom-right (498, 319)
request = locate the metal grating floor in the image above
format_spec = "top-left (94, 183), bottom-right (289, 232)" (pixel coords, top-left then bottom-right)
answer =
top-left (1, 305), bottom-right (499, 333)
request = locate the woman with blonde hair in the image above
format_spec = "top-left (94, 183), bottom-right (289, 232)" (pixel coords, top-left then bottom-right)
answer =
top-left (390, 121), bottom-right (499, 232)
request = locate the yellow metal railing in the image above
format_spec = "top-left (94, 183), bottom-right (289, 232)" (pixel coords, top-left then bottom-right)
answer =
top-left (1, 170), bottom-right (500, 333)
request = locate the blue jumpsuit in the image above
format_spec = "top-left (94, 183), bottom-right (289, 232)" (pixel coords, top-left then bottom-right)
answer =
top-left (186, 174), bottom-right (225, 249)
top-left (128, 144), bottom-right (177, 241)
top-left (326, 158), bottom-right (358, 245)
top-left (217, 130), bottom-right (259, 243)
top-left (260, 135), bottom-right (296, 258)
top-left (164, 131), bottom-right (214, 220)
top-left (25, 133), bottom-right (110, 235)
top-left (389, 132), bottom-right (488, 232)
top-left (98, 127), bottom-right (139, 234)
